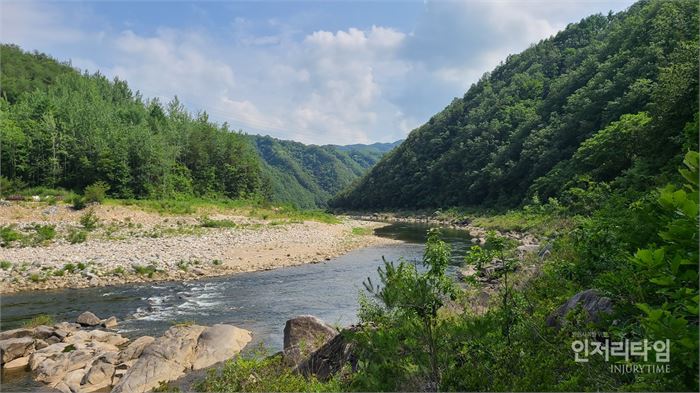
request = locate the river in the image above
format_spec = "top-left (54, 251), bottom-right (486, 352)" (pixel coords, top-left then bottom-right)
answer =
top-left (0, 222), bottom-right (472, 391)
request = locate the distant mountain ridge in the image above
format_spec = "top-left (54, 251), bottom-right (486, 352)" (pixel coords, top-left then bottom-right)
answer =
top-left (250, 135), bottom-right (401, 208)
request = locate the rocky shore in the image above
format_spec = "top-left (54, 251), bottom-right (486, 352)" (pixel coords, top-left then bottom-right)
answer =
top-left (0, 204), bottom-right (400, 293)
top-left (0, 311), bottom-right (252, 393)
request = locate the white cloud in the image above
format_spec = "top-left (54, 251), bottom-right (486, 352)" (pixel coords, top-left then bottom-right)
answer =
top-left (0, 0), bottom-right (636, 145)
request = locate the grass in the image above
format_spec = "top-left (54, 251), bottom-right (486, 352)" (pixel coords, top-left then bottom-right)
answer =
top-left (200, 216), bottom-right (238, 228)
top-left (0, 260), bottom-right (12, 270)
top-left (29, 273), bottom-right (45, 282)
top-left (67, 228), bottom-right (88, 244)
top-left (32, 224), bottom-right (56, 244)
top-left (111, 266), bottom-right (125, 276)
top-left (195, 348), bottom-right (342, 392)
top-left (23, 314), bottom-right (54, 328)
top-left (63, 263), bottom-right (77, 273)
top-left (133, 264), bottom-right (158, 278)
top-left (211, 259), bottom-right (223, 266)
top-left (351, 227), bottom-right (372, 236)
top-left (108, 197), bottom-right (340, 224)
top-left (79, 209), bottom-right (100, 230)
top-left (53, 269), bottom-right (65, 277)
top-left (0, 225), bottom-right (21, 247)
top-left (177, 260), bottom-right (189, 271)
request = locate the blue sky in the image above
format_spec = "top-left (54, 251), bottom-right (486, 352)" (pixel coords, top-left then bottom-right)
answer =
top-left (1, 0), bottom-right (635, 144)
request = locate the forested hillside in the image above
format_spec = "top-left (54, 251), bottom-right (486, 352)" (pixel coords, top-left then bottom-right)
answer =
top-left (251, 136), bottom-right (397, 208)
top-left (0, 44), bottom-right (398, 206)
top-left (0, 44), bottom-right (266, 200)
top-left (331, 0), bottom-right (699, 210)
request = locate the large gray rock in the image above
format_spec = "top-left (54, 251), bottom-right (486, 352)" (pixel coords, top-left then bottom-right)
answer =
top-left (283, 315), bottom-right (338, 366)
top-left (112, 324), bottom-right (251, 393)
top-left (0, 336), bottom-right (35, 365)
top-left (546, 289), bottom-right (613, 328)
top-left (0, 328), bottom-right (34, 341)
top-left (117, 336), bottom-right (155, 364)
top-left (76, 312), bottom-right (102, 327)
top-left (111, 325), bottom-right (206, 393)
top-left (296, 327), bottom-right (358, 381)
top-left (192, 324), bottom-right (252, 370)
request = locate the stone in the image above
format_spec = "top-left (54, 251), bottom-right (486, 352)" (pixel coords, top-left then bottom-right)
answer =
top-left (54, 322), bottom-right (81, 332)
top-left (34, 325), bottom-right (55, 340)
top-left (546, 289), bottom-right (614, 328)
top-left (0, 336), bottom-right (35, 365)
top-left (82, 359), bottom-right (116, 388)
top-left (191, 324), bottom-right (252, 370)
top-left (283, 315), bottom-right (338, 367)
top-left (35, 339), bottom-right (49, 350)
top-left (111, 325), bottom-right (207, 393)
top-left (76, 311), bottom-right (102, 327)
top-left (3, 355), bottom-right (30, 369)
top-left (102, 316), bottom-right (118, 329)
top-left (296, 327), bottom-right (359, 381)
top-left (117, 336), bottom-right (154, 363)
top-left (0, 328), bottom-right (34, 341)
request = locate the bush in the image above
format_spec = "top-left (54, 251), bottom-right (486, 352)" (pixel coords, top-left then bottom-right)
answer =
top-left (83, 181), bottom-right (110, 203)
top-left (33, 224), bottom-right (56, 244)
top-left (0, 225), bottom-right (21, 247)
top-left (71, 195), bottom-right (86, 210)
top-left (200, 216), bottom-right (237, 228)
top-left (79, 209), bottom-right (100, 230)
top-left (67, 228), bottom-right (87, 244)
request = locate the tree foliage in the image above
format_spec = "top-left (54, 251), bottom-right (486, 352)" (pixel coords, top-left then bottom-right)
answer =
top-left (331, 0), bottom-right (699, 210)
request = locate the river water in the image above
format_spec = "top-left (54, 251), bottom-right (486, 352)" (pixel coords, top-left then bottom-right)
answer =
top-left (0, 222), bottom-right (472, 390)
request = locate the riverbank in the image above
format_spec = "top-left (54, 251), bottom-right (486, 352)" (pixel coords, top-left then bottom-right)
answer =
top-left (0, 203), bottom-right (400, 294)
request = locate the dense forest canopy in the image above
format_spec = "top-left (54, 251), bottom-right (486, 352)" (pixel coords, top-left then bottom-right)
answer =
top-left (331, 0), bottom-right (699, 210)
top-left (0, 44), bottom-right (398, 206)
top-left (0, 44), bottom-right (266, 200)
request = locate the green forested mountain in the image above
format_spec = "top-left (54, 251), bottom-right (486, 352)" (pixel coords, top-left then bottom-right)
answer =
top-left (251, 136), bottom-right (398, 208)
top-left (331, 0), bottom-right (699, 210)
top-left (0, 44), bottom-right (398, 205)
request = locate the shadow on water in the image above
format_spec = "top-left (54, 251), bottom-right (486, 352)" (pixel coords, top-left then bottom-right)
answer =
top-left (0, 222), bottom-right (471, 391)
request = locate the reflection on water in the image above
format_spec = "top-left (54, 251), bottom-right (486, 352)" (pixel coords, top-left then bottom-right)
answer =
top-left (0, 222), bottom-right (470, 391)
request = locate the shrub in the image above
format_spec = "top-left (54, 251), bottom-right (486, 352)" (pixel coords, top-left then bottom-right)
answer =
top-left (71, 195), bottom-right (86, 210)
top-left (22, 314), bottom-right (54, 328)
top-left (133, 264), bottom-right (157, 278)
top-left (33, 224), bottom-right (56, 244)
top-left (83, 181), bottom-right (110, 204)
top-left (200, 216), bottom-right (237, 228)
top-left (0, 225), bottom-right (21, 247)
top-left (79, 209), bottom-right (100, 231)
top-left (67, 229), bottom-right (88, 244)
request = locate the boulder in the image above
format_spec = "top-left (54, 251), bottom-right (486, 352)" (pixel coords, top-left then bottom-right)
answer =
top-left (0, 328), bottom-right (34, 341)
top-left (112, 324), bottom-right (251, 393)
top-left (3, 355), bottom-right (30, 369)
top-left (0, 336), bottom-right (35, 365)
top-left (192, 324), bottom-right (252, 370)
top-left (296, 327), bottom-right (358, 381)
top-left (33, 325), bottom-right (56, 340)
top-left (76, 312), bottom-right (102, 327)
top-left (117, 336), bottom-right (155, 363)
top-left (82, 359), bottom-right (116, 389)
top-left (111, 325), bottom-right (207, 393)
top-left (283, 315), bottom-right (338, 366)
top-left (102, 316), bottom-right (118, 329)
top-left (546, 289), bottom-right (613, 328)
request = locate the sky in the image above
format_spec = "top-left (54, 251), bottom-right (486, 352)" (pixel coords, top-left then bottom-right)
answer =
top-left (0, 0), bottom-right (636, 145)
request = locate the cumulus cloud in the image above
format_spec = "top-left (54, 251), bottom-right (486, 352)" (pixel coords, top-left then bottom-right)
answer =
top-left (0, 0), bottom-right (635, 144)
